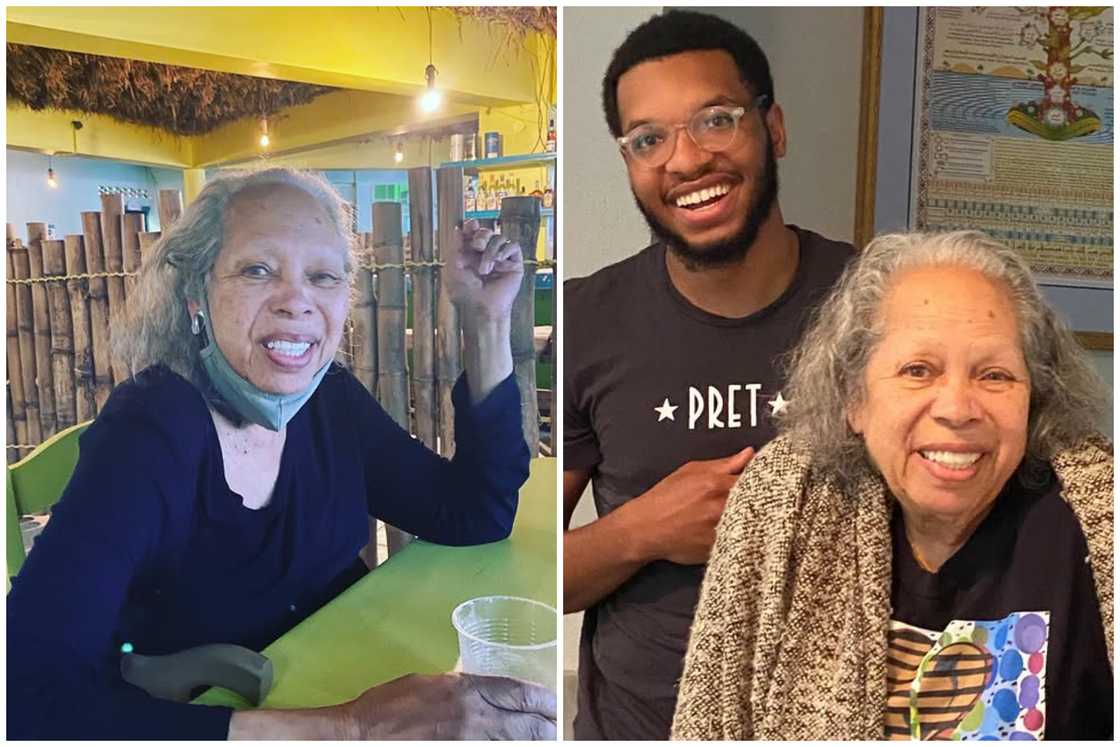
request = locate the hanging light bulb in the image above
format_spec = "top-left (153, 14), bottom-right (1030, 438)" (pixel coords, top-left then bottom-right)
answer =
top-left (419, 10), bottom-right (441, 114)
top-left (259, 116), bottom-right (270, 148)
top-left (420, 64), bottom-right (442, 113)
top-left (394, 141), bottom-right (405, 164)
top-left (47, 154), bottom-right (58, 188)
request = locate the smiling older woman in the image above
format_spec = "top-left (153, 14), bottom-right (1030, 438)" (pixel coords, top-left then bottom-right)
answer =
top-left (7, 168), bottom-right (554, 740)
top-left (672, 231), bottom-right (1113, 740)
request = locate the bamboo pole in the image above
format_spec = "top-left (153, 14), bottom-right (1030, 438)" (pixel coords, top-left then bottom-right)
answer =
top-left (121, 212), bottom-right (144, 298)
top-left (355, 233), bottom-right (379, 573)
top-left (138, 231), bottom-right (161, 267)
top-left (81, 212), bottom-right (114, 410)
top-left (351, 233), bottom-right (378, 396)
top-left (372, 201), bottom-right (413, 555)
top-left (99, 193), bottom-right (128, 385)
top-left (500, 197), bottom-right (541, 456)
top-left (6, 245), bottom-right (29, 458)
top-left (10, 241), bottom-right (41, 447)
top-left (43, 239), bottom-right (76, 431)
top-left (25, 223), bottom-right (57, 438)
top-left (407, 167), bottom-right (437, 450)
top-left (7, 388), bottom-right (17, 464)
top-left (435, 168), bottom-right (463, 458)
top-left (158, 189), bottom-right (183, 230)
top-left (65, 235), bottom-right (96, 422)
top-left (355, 233), bottom-right (380, 573)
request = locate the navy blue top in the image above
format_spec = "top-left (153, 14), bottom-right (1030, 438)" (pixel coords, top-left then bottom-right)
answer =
top-left (7, 364), bottom-right (530, 739)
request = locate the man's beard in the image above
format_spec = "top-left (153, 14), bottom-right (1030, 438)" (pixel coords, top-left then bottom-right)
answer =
top-left (634, 137), bottom-right (779, 271)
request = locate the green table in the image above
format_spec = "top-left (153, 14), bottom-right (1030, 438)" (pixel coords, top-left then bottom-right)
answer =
top-left (195, 458), bottom-right (556, 710)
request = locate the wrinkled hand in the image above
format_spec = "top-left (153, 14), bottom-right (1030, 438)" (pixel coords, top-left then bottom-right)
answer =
top-left (634, 446), bottom-right (755, 565)
top-left (445, 219), bottom-right (525, 324)
top-left (338, 672), bottom-right (556, 740)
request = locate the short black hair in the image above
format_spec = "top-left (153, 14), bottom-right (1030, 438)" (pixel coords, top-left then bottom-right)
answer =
top-left (602, 10), bottom-right (775, 138)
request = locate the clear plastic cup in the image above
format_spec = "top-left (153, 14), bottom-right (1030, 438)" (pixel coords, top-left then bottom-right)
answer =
top-left (451, 595), bottom-right (557, 689)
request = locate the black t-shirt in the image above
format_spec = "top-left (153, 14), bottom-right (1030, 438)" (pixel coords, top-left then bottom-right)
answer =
top-left (888, 470), bottom-right (1113, 740)
top-left (564, 226), bottom-right (853, 740)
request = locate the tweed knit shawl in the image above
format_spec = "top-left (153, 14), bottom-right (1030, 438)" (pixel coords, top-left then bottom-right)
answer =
top-left (672, 434), bottom-right (1114, 740)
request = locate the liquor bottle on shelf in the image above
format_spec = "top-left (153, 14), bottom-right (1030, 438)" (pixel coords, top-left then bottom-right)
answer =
top-left (464, 176), bottom-right (476, 213)
top-left (546, 105), bottom-right (557, 152)
top-left (530, 180), bottom-right (543, 201)
top-left (475, 179), bottom-right (487, 214)
top-left (487, 179), bottom-right (499, 211)
top-left (517, 177), bottom-right (526, 195)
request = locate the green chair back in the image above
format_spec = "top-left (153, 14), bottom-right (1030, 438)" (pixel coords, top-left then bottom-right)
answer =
top-left (7, 421), bottom-right (90, 578)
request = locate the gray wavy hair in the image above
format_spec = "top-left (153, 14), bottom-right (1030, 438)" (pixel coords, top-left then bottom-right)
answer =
top-left (112, 167), bottom-right (356, 387)
top-left (781, 230), bottom-right (1107, 486)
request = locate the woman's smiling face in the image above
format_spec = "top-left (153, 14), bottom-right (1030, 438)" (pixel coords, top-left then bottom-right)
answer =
top-left (847, 265), bottom-right (1031, 526)
top-left (197, 183), bottom-right (350, 395)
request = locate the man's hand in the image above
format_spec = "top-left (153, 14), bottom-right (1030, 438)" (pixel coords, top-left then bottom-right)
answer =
top-left (445, 219), bottom-right (525, 325)
top-left (628, 446), bottom-right (755, 565)
top-left (339, 672), bottom-right (556, 740)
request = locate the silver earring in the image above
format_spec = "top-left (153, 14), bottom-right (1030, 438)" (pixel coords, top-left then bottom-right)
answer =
top-left (191, 312), bottom-right (205, 336)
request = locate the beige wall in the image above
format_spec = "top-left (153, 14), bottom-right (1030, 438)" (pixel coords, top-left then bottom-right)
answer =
top-left (690, 6), bottom-right (865, 243)
top-left (563, 7), bottom-right (663, 281)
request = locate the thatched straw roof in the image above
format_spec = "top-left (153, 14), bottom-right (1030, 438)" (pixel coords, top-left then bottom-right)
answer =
top-left (7, 44), bottom-right (334, 136)
top-left (447, 6), bottom-right (556, 36)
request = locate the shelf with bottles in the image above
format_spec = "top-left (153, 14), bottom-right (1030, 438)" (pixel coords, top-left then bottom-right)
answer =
top-left (465, 208), bottom-right (554, 220)
top-left (462, 171), bottom-right (554, 217)
top-left (440, 151), bottom-right (557, 170)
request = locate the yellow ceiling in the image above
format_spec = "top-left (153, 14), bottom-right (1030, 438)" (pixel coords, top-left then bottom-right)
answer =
top-left (6, 6), bottom-right (554, 168)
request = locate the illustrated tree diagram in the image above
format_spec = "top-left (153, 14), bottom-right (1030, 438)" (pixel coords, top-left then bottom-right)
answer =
top-left (1006, 6), bottom-right (1112, 141)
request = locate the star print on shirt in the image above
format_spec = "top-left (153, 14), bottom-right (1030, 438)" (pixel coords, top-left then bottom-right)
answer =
top-left (768, 391), bottom-right (789, 416)
top-left (654, 398), bottom-right (679, 422)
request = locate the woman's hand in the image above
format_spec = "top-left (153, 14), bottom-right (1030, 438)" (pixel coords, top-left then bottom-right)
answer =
top-left (444, 220), bottom-right (520, 403)
top-left (338, 672), bottom-right (556, 740)
top-left (446, 219), bottom-right (525, 326)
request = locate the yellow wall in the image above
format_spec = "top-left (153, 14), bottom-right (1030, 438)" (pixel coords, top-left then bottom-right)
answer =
top-left (191, 91), bottom-right (476, 168)
top-left (7, 105), bottom-right (193, 167)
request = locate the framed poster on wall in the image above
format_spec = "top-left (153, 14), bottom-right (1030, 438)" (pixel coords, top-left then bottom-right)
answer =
top-left (869, 6), bottom-right (1113, 349)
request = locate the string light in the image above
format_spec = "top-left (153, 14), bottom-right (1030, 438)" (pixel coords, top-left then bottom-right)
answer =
top-left (259, 116), bottom-right (270, 148)
top-left (46, 154), bottom-right (58, 188)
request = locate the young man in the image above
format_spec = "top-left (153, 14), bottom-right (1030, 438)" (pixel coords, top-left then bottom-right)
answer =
top-left (563, 11), bottom-right (855, 740)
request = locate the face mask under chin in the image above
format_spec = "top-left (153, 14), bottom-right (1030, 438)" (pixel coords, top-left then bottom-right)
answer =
top-left (193, 297), bottom-right (331, 431)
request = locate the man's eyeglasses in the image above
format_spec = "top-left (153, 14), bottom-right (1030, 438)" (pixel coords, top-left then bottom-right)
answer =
top-left (616, 95), bottom-right (770, 169)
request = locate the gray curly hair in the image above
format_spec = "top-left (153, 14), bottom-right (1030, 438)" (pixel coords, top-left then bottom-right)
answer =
top-left (781, 230), bottom-right (1107, 486)
top-left (112, 167), bottom-right (356, 388)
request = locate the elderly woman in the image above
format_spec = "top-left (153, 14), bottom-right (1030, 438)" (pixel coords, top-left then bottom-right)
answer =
top-left (7, 168), bottom-right (554, 739)
top-left (672, 231), bottom-right (1112, 740)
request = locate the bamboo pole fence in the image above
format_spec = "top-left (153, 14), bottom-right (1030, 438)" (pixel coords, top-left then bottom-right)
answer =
top-left (371, 201), bottom-right (414, 556)
top-left (99, 194), bottom-right (129, 385)
top-left (500, 197), bottom-right (542, 456)
top-left (434, 168), bottom-right (464, 458)
top-left (6, 237), bottom-right (29, 460)
top-left (64, 235), bottom-right (96, 422)
top-left (80, 211), bottom-right (114, 411)
top-left (42, 239), bottom-right (76, 432)
top-left (6, 182), bottom-right (558, 563)
top-left (407, 168), bottom-right (438, 452)
top-left (9, 238), bottom-right (41, 452)
top-left (25, 223), bottom-right (57, 437)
